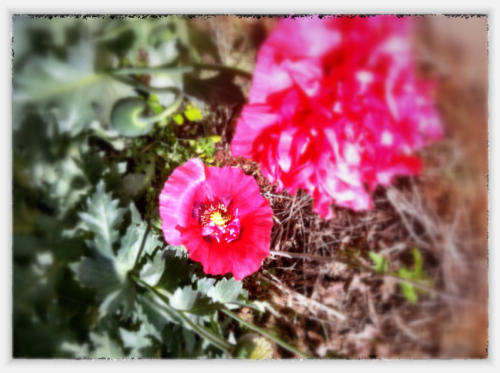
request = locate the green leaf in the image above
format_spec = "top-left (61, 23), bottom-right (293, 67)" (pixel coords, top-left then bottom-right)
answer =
top-left (73, 191), bottom-right (161, 318)
top-left (139, 293), bottom-right (180, 331)
top-left (119, 324), bottom-right (152, 358)
top-left (398, 268), bottom-right (418, 304)
top-left (60, 342), bottom-right (90, 358)
top-left (130, 201), bottom-right (143, 225)
top-left (412, 248), bottom-right (424, 280)
top-left (128, 203), bottom-right (163, 258)
top-left (133, 275), bottom-right (232, 355)
top-left (173, 113), bottom-right (184, 125)
top-left (13, 16), bottom-right (91, 65)
top-left (139, 250), bottom-right (165, 287)
top-left (13, 38), bottom-right (136, 134)
top-left (115, 17), bottom-right (176, 66)
top-left (99, 283), bottom-right (136, 318)
top-left (158, 249), bottom-right (192, 292)
top-left (78, 181), bottom-right (126, 259)
top-left (134, 302), bottom-right (163, 342)
top-left (206, 135), bottom-right (221, 144)
top-left (368, 252), bottom-right (388, 274)
top-left (170, 285), bottom-right (220, 315)
top-left (196, 277), bottom-right (216, 295)
top-left (116, 226), bottom-right (143, 272)
top-left (184, 105), bottom-right (202, 121)
top-left (89, 332), bottom-right (125, 359)
top-left (147, 43), bottom-right (184, 108)
top-left (207, 277), bottom-right (243, 308)
top-left (71, 254), bottom-right (122, 301)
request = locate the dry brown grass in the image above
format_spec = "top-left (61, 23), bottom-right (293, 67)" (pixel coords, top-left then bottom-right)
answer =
top-left (192, 15), bottom-right (488, 359)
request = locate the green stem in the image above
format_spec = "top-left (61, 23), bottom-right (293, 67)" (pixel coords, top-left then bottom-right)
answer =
top-left (109, 63), bottom-right (252, 81)
top-left (111, 66), bottom-right (194, 75)
top-left (107, 73), bottom-right (180, 95)
top-left (131, 275), bottom-right (233, 354)
top-left (221, 308), bottom-right (312, 359)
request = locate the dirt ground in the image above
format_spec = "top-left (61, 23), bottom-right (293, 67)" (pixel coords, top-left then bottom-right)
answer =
top-left (197, 15), bottom-right (489, 359)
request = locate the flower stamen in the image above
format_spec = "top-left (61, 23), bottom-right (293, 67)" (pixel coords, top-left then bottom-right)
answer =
top-left (193, 195), bottom-right (241, 243)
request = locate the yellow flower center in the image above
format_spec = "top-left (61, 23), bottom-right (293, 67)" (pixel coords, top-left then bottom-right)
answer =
top-left (210, 211), bottom-right (227, 226)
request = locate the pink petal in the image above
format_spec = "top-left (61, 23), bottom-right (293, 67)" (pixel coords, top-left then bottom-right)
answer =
top-left (159, 158), bottom-right (206, 245)
top-left (231, 15), bottom-right (443, 220)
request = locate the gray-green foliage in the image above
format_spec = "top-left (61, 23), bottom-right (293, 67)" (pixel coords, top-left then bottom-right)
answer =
top-left (68, 181), bottom-right (257, 358)
top-left (12, 15), bottom-right (274, 360)
top-left (13, 37), bottom-right (137, 134)
top-left (72, 183), bottom-right (162, 318)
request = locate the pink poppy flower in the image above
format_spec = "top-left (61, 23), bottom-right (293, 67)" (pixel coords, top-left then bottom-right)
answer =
top-left (159, 158), bottom-right (274, 280)
top-left (232, 15), bottom-right (443, 219)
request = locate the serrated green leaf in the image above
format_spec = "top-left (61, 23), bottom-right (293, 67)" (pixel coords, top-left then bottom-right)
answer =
top-left (170, 285), bottom-right (219, 315)
top-left (78, 181), bottom-right (126, 259)
top-left (196, 278), bottom-right (216, 295)
top-left (134, 302), bottom-right (162, 342)
top-left (116, 226), bottom-right (142, 272)
top-left (129, 202), bottom-right (143, 225)
top-left (60, 342), bottom-right (90, 358)
top-left (207, 277), bottom-right (243, 308)
top-left (119, 324), bottom-right (152, 358)
top-left (74, 192), bottom-right (161, 318)
top-left (89, 332), bottom-right (125, 359)
top-left (166, 245), bottom-right (188, 257)
top-left (140, 250), bottom-right (164, 287)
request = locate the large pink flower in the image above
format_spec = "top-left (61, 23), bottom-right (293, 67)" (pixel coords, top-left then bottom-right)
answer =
top-left (232, 15), bottom-right (443, 219)
top-left (159, 158), bottom-right (274, 280)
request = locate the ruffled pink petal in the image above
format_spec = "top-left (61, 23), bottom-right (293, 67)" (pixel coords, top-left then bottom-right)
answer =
top-left (231, 15), bottom-right (443, 220)
top-left (202, 166), bottom-right (270, 218)
top-left (181, 200), bottom-right (273, 280)
top-left (159, 158), bottom-right (207, 245)
top-left (160, 158), bottom-right (274, 280)
top-left (231, 105), bottom-right (280, 158)
top-left (282, 58), bottom-right (324, 97)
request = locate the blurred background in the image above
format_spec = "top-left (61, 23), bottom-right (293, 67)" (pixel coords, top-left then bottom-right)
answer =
top-left (11, 15), bottom-right (488, 359)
